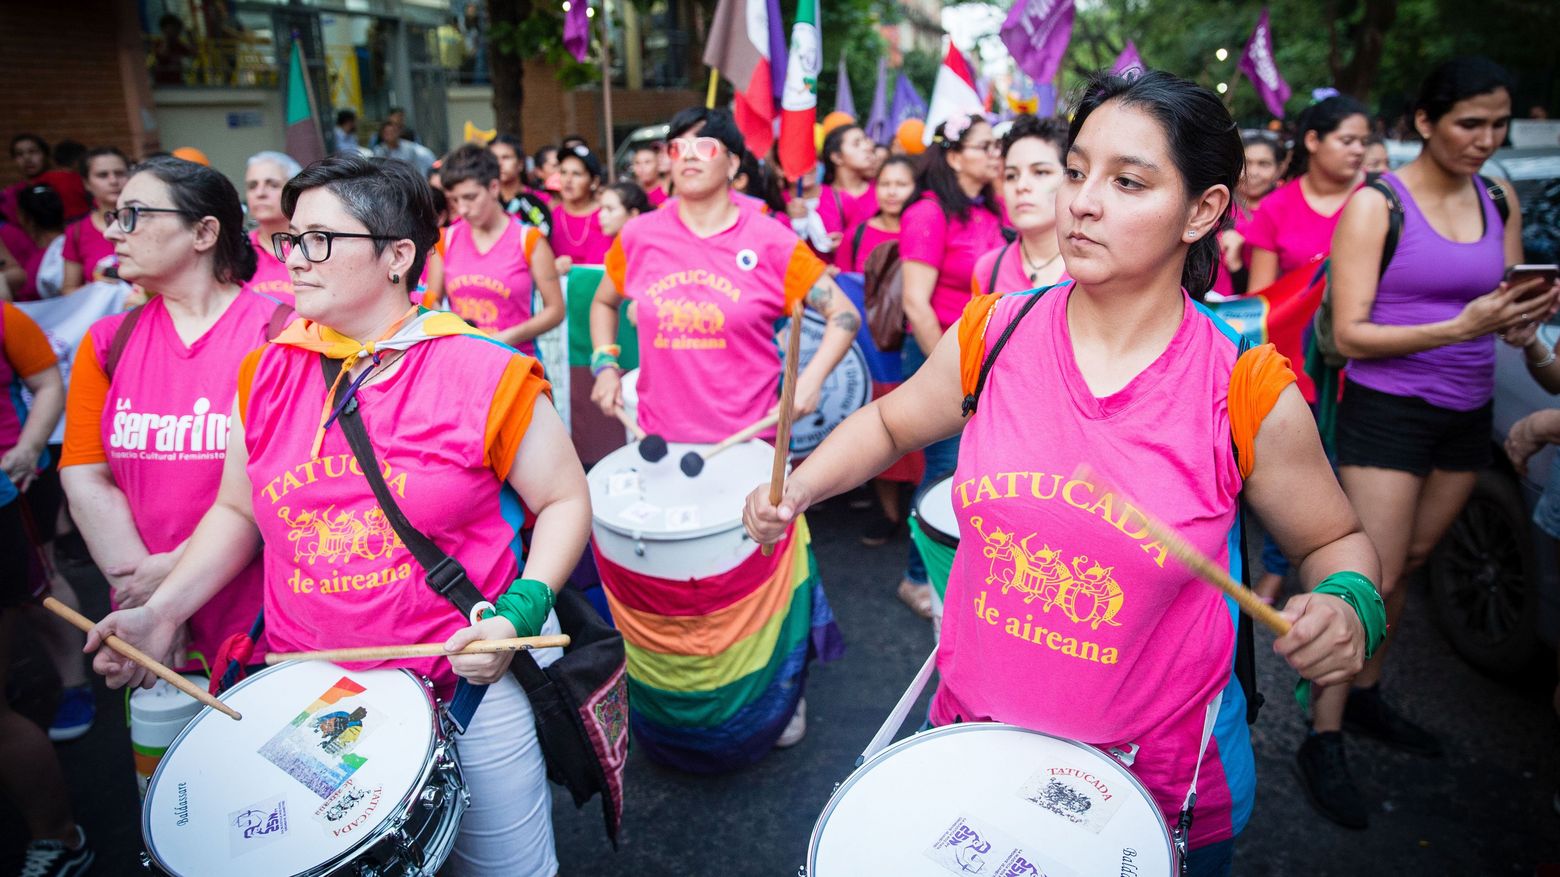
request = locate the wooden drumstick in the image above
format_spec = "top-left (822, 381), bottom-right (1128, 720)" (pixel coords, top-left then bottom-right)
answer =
top-left (678, 412), bottom-right (781, 477)
top-left (763, 302), bottom-right (805, 557)
top-left (263, 635), bottom-right (572, 664)
top-left (1070, 466), bottom-right (1292, 636)
top-left (43, 596), bottom-right (243, 721)
top-left (615, 406), bottom-right (668, 462)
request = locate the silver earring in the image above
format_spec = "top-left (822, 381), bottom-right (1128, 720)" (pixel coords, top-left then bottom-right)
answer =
top-left (1186, 231), bottom-right (1197, 239)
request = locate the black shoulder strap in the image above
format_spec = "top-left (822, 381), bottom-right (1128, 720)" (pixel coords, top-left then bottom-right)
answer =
top-left (986, 242), bottom-right (1013, 297)
top-left (961, 287), bottom-right (1047, 417)
top-left (1478, 174), bottom-right (1510, 226)
top-left (322, 355), bottom-right (487, 617)
top-left (103, 304), bottom-right (147, 379)
top-left (1365, 175), bottom-right (1404, 278)
top-left (850, 222), bottom-right (868, 270)
top-left (1228, 336), bottom-right (1262, 723)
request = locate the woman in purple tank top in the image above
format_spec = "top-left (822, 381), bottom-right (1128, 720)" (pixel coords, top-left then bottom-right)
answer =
top-left (1314, 57), bottom-right (1560, 829)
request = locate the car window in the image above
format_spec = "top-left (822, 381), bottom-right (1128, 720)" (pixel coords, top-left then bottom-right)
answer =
top-left (1518, 176), bottom-right (1560, 264)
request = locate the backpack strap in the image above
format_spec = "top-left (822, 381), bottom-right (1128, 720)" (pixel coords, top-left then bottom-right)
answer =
top-left (985, 242), bottom-right (1013, 297)
top-left (1365, 175), bottom-right (1405, 278)
top-left (850, 222), bottom-right (868, 271)
top-left (265, 303), bottom-right (295, 340)
top-left (1478, 174), bottom-right (1510, 226)
top-left (961, 287), bottom-right (1047, 417)
top-left (103, 304), bottom-right (147, 379)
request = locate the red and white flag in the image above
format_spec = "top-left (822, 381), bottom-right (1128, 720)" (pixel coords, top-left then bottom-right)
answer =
top-left (702, 0), bottom-right (783, 155)
top-left (924, 42), bottom-right (984, 144)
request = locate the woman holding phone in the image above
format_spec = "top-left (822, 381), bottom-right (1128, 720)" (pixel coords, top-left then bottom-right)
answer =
top-left (1310, 56), bottom-right (1560, 829)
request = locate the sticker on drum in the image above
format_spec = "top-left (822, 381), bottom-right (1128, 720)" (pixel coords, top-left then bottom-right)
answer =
top-left (806, 724), bottom-right (1176, 877)
top-left (144, 662), bottom-right (449, 877)
top-left (779, 310), bottom-right (870, 455)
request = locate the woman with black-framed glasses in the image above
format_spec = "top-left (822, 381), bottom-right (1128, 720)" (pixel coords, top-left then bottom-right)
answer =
top-left (60, 156), bottom-right (285, 685)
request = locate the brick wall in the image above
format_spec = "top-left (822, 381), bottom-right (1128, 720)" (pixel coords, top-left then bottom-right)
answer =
top-left (0, 1), bottom-right (149, 189)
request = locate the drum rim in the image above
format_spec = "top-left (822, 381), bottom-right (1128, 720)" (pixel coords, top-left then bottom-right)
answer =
top-left (588, 439), bottom-right (778, 542)
top-left (911, 476), bottom-right (959, 548)
top-left (804, 722), bottom-right (1177, 873)
top-left (142, 663), bottom-right (449, 877)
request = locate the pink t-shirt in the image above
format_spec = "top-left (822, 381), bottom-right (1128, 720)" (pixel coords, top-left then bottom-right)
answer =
top-left (240, 335), bottom-right (548, 700)
top-left (62, 293), bottom-right (278, 663)
top-left (1243, 178), bottom-right (1360, 276)
top-left (244, 230), bottom-right (294, 306)
top-left (442, 217), bottom-right (544, 355)
top-left (933, 285), bottom-right (1254, 847)
top-left (61, 217), bottom-right (117, 283)
top-left (604, 198), bottom-right (828, 443)
top-left (840, 221), bottom-right (899, 274)
top-left (646, 185), bottom-right (669, 209)
top-left (971, 241), bottom-right (1072, 296)
top-left (549, 205), bottom-right (613, 265)
top-left (819, 182), bottom-right (878, 237)
top-left (899, 193), bottom-right (1008, 329)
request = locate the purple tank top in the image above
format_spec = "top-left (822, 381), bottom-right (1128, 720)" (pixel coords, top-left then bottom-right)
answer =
top-left (1345, 173), bottom-right (1506, 411)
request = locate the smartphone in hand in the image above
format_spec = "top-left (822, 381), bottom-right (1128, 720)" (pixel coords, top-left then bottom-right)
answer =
top-left (1506, 264), bottom-right (1560, 301)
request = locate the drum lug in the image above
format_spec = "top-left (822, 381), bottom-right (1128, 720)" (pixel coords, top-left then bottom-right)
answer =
top-left (420, 785), bottom-right (444, 809)
top-left (634, 537), bottom-right (645, 557)
top-left (139, 851), bottom-right (153, 871)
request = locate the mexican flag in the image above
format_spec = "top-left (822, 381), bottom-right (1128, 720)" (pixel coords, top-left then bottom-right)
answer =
top-left (777, 0), bottom-right (820, 181)
top-left (924, 43), bottom-right (984, 145)
top-left (284, 40), bottom-right (326, 167)
top-left (703, 0), bottom-right (785, 156)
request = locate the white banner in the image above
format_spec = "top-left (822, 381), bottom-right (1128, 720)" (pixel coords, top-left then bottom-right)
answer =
top-left (15, 281), bottom-right (132, 444)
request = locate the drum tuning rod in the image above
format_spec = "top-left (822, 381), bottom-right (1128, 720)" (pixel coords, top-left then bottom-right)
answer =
top-left (679, 412), bottom-right (781, 477)
top-left (762, 302), bottom-right (806, 557)
top-left (615, 407), bottom-right (668, 462)
top-left (42, 596), bottom-right (243, 721)
top-left (1069, 465), bottom-right (1293, 637)
top-left (263, 634), bottom-right (573, 664)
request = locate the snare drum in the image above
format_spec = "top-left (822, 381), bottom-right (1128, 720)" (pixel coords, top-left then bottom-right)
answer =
top-left (910, 475), bottom-right (958, 636)
top-left (143, 661), bottom-right (466, 876)
top-left (779, 310), bottom-right (870, 455)
top-left (807, 723), bottom-right (1176, 877)
top-left (587, 437), bottom-right (773, 580)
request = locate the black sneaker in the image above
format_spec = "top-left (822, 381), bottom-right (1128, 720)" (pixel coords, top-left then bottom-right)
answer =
top-left (860, 514), bottom-right (903, 547)
top-left (19, 826), bottom-right (94, 877)
top-left (1295, 732), bottom-right (1369, 830)
top-left (1344, 686), bottom-right (1442, 757)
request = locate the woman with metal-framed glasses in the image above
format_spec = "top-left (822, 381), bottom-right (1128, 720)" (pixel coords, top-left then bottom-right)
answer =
top-left (60, 156), bottom-right (283, 673)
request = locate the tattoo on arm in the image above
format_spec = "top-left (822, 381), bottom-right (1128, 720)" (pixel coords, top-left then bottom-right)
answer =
top-left (831, 311), bottom-right (861, 333)
top-left (806, 284), bottom-right (834, 310)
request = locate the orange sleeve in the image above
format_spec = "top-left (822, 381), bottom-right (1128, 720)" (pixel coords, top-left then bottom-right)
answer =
top-left (782, 241), bottom-right (830, 312)
top-left (483, 355), bottom-right (554, 481)
top-left (957, 293), bottom-right (1004, 399)
top-left (604, 236), bottom-right (627, 294)
top-left (522, 227), bottom-right (542, 263)
top-left (236, 345), bottom-right (266, 427)
top-left (2, 303), bottom-right (57, 377)
top-left (59, 332), bottom-right (110, 468)
top-left (1229, 343), bottom-right (1299, 480)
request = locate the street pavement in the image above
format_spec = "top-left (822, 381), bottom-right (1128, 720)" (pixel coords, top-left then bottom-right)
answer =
top-left (4, 494), bottom-right (1558, 876)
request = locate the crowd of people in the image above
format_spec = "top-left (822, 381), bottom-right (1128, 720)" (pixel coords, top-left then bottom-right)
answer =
top-left (0, 53), bottom-right (1555, 877)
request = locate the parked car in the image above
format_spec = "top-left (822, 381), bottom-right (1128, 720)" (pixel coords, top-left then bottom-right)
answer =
top-left (612, 123), bottom-right (669, 178)
top-left (1426, 146), bottom-right (1560, 675)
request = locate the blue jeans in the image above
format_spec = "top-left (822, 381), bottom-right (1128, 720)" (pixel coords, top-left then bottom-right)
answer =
top-left (1185, 838), bottom-right (1235, 877)
top-left (902, 339), bottom-right (961, 585)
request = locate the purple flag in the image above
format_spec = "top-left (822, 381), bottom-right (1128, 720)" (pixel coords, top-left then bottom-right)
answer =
top-left (564, 0), bottom-right (589, 61)
top-left (1111, 40), bottom-right (1144, 75)
top-left (1036, 81), bottom-right (1056, 117)
top-left (1000, 0), bottom-right (1075, 86)
top-left (835, 51), bottom-right (856, 118)
top-left (767, 0), bottom-right (787, 103)
top-left (890, 72), bottom-right (927, 131)
top-left (1238, 9), bottom-right (1292, 118)
top-left (865, 56), bottom-right (890, 144)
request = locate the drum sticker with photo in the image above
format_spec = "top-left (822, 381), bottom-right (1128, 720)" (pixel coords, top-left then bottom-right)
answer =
top-left (924, 815), bottom-right (1078, 877)
top-left (257, 676), bottom-right (378, 799)
top-left (1016, 757), bottom-right (1128, 834)
top-left (617, 500), bottom-right (660, 526)
top-left (227, 795), bottom-right (289, 857)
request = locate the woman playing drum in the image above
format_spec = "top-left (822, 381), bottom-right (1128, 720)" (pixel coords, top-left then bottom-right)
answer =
top-left (85, 155), bottom-right (591, 876)
top-left (745, 71), bottom-right (1383, 876)
top-left (586, 106), bottom-right (857, 769)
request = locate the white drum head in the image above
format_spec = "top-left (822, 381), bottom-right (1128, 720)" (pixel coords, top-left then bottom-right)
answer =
top-left (915, 476), bottom-right (959, 544)
top-left (809, 724), bottom-right (1175, 877)
top-left (589, 439), bottom-right (772, 542)
top-left (782, 311), bottom-right (870, 455)
top-left (144, 662), bottom-right (438, 877)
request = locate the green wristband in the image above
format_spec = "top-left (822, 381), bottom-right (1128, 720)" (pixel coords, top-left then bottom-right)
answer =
top-left (494, 578), bottom-right (557, 639)
top-left (1294, 570), bottom-right (1387, 711)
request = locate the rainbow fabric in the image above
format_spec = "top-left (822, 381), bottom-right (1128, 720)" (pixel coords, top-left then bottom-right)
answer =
top-left (594, 516), bottom-right (844, 773)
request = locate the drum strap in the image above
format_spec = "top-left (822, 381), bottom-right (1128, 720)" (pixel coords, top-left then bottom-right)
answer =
top-left (1171, 693), bottom-right (1223, 870)
top-left (857, 648), bottom-right (939, 766)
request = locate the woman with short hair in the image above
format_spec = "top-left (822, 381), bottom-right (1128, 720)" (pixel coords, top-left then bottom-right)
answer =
top-left (242, 150), bottom-right (302, 305)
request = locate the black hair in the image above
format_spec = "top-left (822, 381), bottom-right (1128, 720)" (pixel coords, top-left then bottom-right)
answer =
top-left (16, 185), bottom-right (64, 233)
top-left (559, 144), bottom-right (603, 181)
top-left (489, 134), bottom-right (523, 154)
top-left (871, 155), bottom-right (918, 219)
top-left (666, 106), bottom-right (745, 158)
top-left (282, 155), bottom-right (440, 291)
top-left (52, 139), bottom-right (87, 173)
top-left (999, 114), bottom-right (1069, 161)
top-left (429, 185), bottom-right (448, 221)
top-left (603, 180), bottom-right (651, 215)
top-left (1415, 56), bottom-right (1514, 124)
top-left (1285, 94), bottom-right (1369, 181)
top-left (379, 120), bottom-right (399, 136)
top-left (533, 145), bottom-right (559, 166)
top-left (336, 108), bottom-right (357, 125)
top-left (388, 107), bottom-right (406, 117)
top-left (631, 140), bottom-right (661, 157)
top-left (917, 114), bottom-right (1000, 224)
top-left (440, 143), bottom-right (500, 189)
top-left (734, 149), bottom-right (786, 214)
top-left (1240, 131), bottom-right (1283, 166)
top-left (131, 155), bottom-right (257, 284)
top-left (10, 133), bottom-right (47, 158)
top-left (1068, 69), bottom-right (1242, 294)
top-left (821, 124), bottom-right (864, 185)
top-left (80, 146), bottom-right (130, 178)
top-left (561, 134), bottom-right (589, 150)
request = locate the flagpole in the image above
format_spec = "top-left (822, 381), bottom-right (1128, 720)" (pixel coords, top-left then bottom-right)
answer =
top-left (707, 68), bottom-right (719, 109)
top-left (599, 0), bottom-right (617, 182)
top-left (1225, 66), bottom-right (1243, 113)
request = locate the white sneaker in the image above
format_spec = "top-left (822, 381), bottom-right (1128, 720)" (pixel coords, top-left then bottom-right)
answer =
top-left (774, 698), bottom-right (807, 748)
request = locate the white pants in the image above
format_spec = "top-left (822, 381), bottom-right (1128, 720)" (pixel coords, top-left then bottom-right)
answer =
top-left (443, 612), bottom-right (563, 877)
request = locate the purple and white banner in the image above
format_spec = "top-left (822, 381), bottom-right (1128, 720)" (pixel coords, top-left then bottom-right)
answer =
top-left (1238, 9), bottom-right (1292, 118)
top-left (1000, 0), bottom-right (1075, 86)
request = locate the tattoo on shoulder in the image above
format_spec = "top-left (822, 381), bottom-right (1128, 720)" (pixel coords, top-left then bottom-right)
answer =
top-left (831, 311), bottom-right (861, 333)
top-left (806, 285), bottom-right (833, 309)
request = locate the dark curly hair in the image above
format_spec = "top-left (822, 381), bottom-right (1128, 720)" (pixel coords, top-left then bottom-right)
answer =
top-left (130, 155), bottom-right (257, 284)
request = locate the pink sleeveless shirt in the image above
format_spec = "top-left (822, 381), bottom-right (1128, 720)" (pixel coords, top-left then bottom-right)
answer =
top-left (934, 284), bottom-right (1257, 847)
top-left (442, 217), bottom-right (543, 355)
